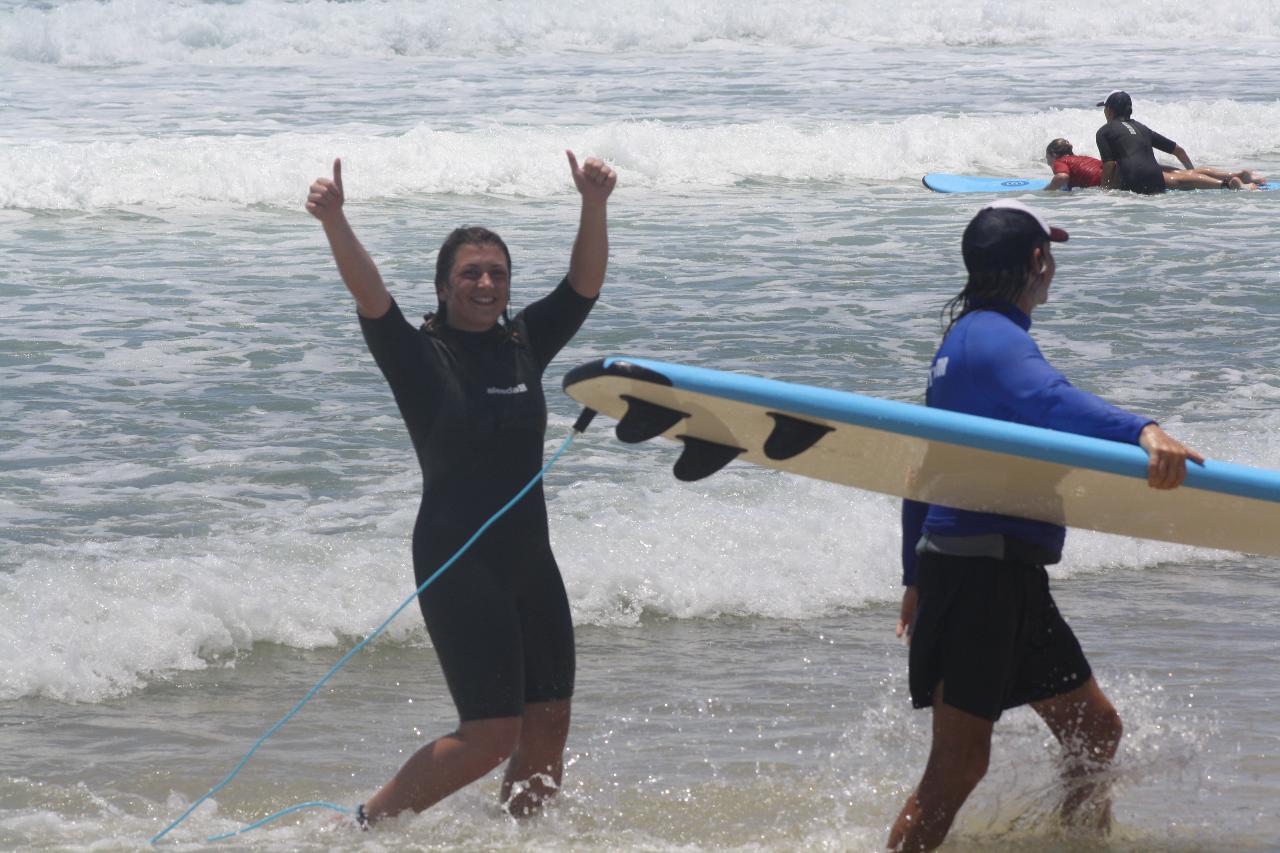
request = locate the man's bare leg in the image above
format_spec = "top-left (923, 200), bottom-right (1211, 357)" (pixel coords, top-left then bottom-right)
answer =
top-left (888, 682), bottom-right (995, 852)
top-left (1031, 677), bottom-right (1122, 832)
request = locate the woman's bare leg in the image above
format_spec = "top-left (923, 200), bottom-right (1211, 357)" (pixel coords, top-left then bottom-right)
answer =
top-left (362, 715), bottom-right (522, 821)
top-left (502, 699), bottom-right (572, 817)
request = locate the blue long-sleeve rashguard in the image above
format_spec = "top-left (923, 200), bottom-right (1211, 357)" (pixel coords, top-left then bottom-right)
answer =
top-left (900, 303), bottom-right (1152, 586)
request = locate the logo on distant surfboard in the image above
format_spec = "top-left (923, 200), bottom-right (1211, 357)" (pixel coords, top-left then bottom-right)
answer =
top-left (1000, 180), bottom-right (1031, 187)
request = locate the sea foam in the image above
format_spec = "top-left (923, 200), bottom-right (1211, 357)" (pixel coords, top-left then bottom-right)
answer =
top-left (4, 104), bottom-right (1279, 211)
top-left (3, 0), bottom-right (1278, 65)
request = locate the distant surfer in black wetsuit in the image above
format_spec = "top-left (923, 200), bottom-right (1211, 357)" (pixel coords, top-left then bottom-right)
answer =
top-left (1095, 90), bottom-right (1263, 192)
top-left (306, 150), bottom-right (616, 825)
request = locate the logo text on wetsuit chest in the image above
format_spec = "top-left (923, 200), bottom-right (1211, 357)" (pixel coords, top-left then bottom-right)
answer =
top-left (487, 383), bottom-right (529, 395)
top-left (927, 357), bottom-right (948, 388)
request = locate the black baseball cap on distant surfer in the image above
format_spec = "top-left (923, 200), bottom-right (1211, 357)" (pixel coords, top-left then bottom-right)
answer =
top-left (962, 199), bottom-right (1068, 274)
top-left (1097, 90), bottom-right (1133, 116)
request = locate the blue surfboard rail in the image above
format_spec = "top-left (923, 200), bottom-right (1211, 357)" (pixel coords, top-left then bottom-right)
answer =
top-left (574, 357), bottom-right (1280, 505)
top-left (922, 172), bottom-right (1277, 194)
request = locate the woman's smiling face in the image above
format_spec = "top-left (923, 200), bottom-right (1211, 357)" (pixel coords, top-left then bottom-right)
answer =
top-left (442, 242), bottom-right (511, 331)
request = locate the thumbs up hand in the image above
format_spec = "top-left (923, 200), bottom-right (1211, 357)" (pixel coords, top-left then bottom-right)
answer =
top-left (306, 158), bottom-right (346, 223)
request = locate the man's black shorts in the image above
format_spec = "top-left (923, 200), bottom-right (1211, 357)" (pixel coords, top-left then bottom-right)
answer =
top-left (908, 551), bottom-right (1092, 721)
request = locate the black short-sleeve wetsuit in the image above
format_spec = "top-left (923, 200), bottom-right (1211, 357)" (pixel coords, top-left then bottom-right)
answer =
top-left (1095, 117), bottom-right (1176, 195)
top-left (359, 277), bottom-right (594, 721)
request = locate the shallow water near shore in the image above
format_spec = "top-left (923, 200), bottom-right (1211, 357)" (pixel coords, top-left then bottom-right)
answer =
top-left (4, 561), bottom-right (1279, 850)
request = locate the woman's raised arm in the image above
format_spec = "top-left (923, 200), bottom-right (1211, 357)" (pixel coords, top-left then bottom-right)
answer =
top-left (565, 150), bottom-right (617, 300)
top-left (306, 158), bottom-right (393, 319)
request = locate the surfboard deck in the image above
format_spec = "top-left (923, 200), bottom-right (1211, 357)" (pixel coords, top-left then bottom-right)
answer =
top-left (922, 172), bottom-right (1277, 193)
top-left (923, 173), bottom-right (1053, 193)
top-left (563, 357), bottom-right (1280, 557)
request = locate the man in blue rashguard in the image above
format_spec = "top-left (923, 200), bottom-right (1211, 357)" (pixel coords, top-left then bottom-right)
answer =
top-left (887, 200), bottom-right (1203, 853)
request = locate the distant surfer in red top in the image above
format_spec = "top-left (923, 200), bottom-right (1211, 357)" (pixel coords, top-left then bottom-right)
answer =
top-left (1043, 138), bottom-right (1265, 192)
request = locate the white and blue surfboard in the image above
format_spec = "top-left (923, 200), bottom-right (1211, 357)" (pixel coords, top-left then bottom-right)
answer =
top-left (923, 173), bottom-right (1053, 193)
top-left (563, 357), bottom-right (1280, 557)
top-left (922, 172), bottom-right (1278, 193)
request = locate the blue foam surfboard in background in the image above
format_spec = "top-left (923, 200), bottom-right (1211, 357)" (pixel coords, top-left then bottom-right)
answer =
top-left (922, 172), bottom-right (1277, 193)
top-left (923, 173), bottom-right (1053, 193)
top-left (563, 357), bottom-right (1280, 557)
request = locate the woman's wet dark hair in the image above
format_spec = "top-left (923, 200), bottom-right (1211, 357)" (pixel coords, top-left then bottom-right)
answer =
top-left (425, 226), bottom-right (514, 333)
top-left (943, 236), bottom-right (1048, 334)
top-left (434, 226), bottom-right (511, 292)
top-left (941, 204), bottom-right (1058, 334)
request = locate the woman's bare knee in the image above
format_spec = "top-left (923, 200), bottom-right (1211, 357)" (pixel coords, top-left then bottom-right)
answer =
top-left (458, 716), bottom-right (523, 764)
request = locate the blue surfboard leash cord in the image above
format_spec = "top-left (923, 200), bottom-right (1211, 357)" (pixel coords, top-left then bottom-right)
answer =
top-left (151, 410), bottom-right (596, 845)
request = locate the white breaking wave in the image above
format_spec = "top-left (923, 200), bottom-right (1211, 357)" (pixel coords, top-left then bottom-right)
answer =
top-left (3, 418), bottom-right (1264, 705)
top-left (2, 0), bottom-right (1278, 65)
top-left (0, 524), bottom-right (426, 704)
top-left (4, 102), bottom-right (1279, 210)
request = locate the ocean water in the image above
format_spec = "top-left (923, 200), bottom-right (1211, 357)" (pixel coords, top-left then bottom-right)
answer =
top-left (3, 0), bottom-right (1280, 850)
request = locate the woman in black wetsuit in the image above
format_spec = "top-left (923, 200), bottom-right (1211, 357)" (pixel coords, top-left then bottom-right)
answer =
top-left (306, 151), bottom-right (616, 824)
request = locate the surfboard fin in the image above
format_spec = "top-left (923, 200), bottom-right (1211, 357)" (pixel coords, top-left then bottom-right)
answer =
top-left (616, 395), bottom-right (688, 443)
top-left (673, 436), bottom-right (744, 481)
top-left (764, 413), bottom-right (834, 460)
